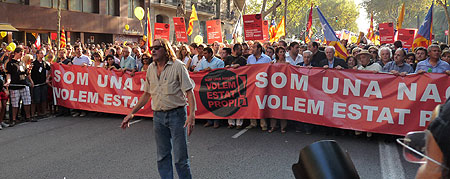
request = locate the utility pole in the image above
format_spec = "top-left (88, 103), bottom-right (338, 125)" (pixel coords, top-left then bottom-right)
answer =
top-left (283, 0), bottom-right (287, 38)
top-left (57, 0), bottom-right (61, 51)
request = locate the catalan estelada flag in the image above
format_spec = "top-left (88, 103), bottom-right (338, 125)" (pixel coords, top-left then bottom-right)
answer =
top-left (187, 4), bottom-right (198, 36)
top-left (367, 12), bottom-right (374, 41)
top-left (269, 20), bottom-right (277, 43)
top-left (316, 7), bottom-right (348, 59)
top-left (60, 27), bottom-right (66, 48)
top-left (273, 16), bottom-right (285, 42)
top-left (412, 2), bottom-right (433, 51)
top-left (305, 3), bottom-right (314, 44)
top-left (143, 8), bottom-right (152, 52)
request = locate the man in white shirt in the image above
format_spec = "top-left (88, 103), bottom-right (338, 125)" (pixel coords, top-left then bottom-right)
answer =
top-left (72, 45), bottom-right (92, 66)
top-left (286, 42), bottom-right (303, 65)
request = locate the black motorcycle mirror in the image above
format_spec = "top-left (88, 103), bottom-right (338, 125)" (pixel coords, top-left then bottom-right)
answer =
top-left (292, 140), bottom-right (360, 179)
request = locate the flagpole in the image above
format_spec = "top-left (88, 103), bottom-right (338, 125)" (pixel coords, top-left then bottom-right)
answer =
top-left (57, 0), bottom-right (61, 51)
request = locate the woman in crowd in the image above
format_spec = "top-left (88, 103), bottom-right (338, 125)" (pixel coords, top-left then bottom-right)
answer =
top-left (346, 56), bottom-right (357, 69)
top-left (441, 50), bottom-right (450, 63)
top-left (269, 47), bottom-right (288, 133)
top-left (104, 55), bottom-right (120, 70)
top-left (177, 44), bottom-right (191, 67)
top-left (92, 52), bottom-right (104, 67)
top-left (140, 53), bottom-right (152, 72)
top-left (406, 52), bottom-right (417, 71)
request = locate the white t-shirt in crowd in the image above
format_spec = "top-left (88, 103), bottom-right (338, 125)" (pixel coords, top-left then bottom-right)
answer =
top-left (72, 55), bottom-right (92, 66)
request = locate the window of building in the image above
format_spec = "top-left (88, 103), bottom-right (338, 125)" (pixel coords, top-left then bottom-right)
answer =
top-left (40, 0), bottom-right (68, 9)
top-left (128, 0), bottom-right (144, 18)
top-left (3, 0), bottom-right (28, 5)
top-left (68, 0), bottom-right (98, 13)
top-left (106, 0), bottom-right (119, 16)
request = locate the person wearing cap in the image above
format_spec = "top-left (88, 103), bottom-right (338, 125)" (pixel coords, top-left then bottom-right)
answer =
top-left (356, 50), bottom-right (382, 72)
top-left (397, 98), bottom-right (450, 178)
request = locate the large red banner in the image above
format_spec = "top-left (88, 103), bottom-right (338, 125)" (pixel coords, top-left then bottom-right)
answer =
top-left (154, 23), bottom-right (170, 41)
top-left (397, 29), bottom-right (417, 49)
top-left (379, 23), bottom-right (395, 44)
top-left (243, 14), bottom-right (263, 41)
top-left (206, 19), bottom-right (223, 44)
top-left (52, 63), bottom-right (450, 136)
top-left (173, 17), bottom-right (188, 42)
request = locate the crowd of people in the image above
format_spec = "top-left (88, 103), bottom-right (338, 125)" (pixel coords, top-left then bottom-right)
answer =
top-left (0, 38), bottom-right (449, 138)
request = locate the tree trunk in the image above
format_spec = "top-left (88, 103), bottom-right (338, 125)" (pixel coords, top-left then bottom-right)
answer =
top-left (57, 0), bottom-right (61, 51)
top-left (284, 0), bottom-right (287, 38)
top-left (261, 0), bottom-right (267, 14)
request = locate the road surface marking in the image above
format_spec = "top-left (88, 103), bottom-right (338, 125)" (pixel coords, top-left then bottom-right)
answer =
top-left (378, 139), bottom-right (405, 179)
top-left (232, 129), bottom-right (248, 139)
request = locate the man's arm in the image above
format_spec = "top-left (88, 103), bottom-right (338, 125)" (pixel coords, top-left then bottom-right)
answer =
top-left (121, 92), bottom-right (151, 129)
top-left (184, 89), bottom-right (196, 136)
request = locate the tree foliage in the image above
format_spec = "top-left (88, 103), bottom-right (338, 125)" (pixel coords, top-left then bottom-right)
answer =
top-left (245, 0), bottom-right (359, 38)
top-left (361, 0), bottom-right (432, 29)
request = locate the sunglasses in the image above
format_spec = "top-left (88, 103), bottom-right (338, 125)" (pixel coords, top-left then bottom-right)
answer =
top-left (396, 105), bottom-right (449, 170)
top-left (369, 51), bottom-right (377, 53)
top-left (150, 45), bottom-right (163, 51)
top-left (142, 58), bottom-right (150, 60)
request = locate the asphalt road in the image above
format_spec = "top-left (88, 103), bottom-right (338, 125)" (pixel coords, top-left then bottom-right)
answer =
top-left (0, 115), bottom-right (419, 179)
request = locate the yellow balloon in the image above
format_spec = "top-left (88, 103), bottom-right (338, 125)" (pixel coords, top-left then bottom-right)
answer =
top-left (134, 7), bottom-right (145, 20)
top-left (350, 36), bottom-right (357, 43)
top-left (237, 36), bottom-right (243, 43)
top-left (0, 31), bottom-right (6, 38)
top-left (194, 35), bottom-right (203, 44)
top-left (125, 24), bottom-right (130, 31)
top-left (123, 41), bottom-right (128, 47)
top-left (6, 45), bottom-right (12, 52)
top-left (8, 42), bottom-right (16, 51)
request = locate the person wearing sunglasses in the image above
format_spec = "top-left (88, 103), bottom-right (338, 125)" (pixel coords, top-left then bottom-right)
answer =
top-left (397, 98), bottom-right (450, 178)
top-left (121, 39), bottom-right (196, 179)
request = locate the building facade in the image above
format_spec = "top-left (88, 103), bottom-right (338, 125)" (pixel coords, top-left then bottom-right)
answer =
top-left (0, 0), bottom-right (243, 45)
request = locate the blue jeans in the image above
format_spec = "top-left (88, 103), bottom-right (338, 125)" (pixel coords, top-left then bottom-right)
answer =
top-left (153, 106), bottom-right (192, 179)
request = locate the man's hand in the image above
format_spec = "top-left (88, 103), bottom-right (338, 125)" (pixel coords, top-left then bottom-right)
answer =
top-left (336, 65), bottom-right (343, 70)
top-left (390, 70), bottom-right (399, 75)
top-left (323, 65), bottom-right (329, 69)
top-left (446, 70), bottom-right (450, 75)
top-left (417, 70), bottom-right (426, 74)
top-left (121, 114), bottom-right (133, 129)
top-left (231, 64), bottom-right (240, 68)
top-left (184, 113), bottom-right (195, 136)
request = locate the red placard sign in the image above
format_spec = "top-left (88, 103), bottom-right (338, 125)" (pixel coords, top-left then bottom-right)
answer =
top-left (53, 63), bottom-right (450, 136)
top-left (51, 32), bottom-right (57, 40)
top-left (262, 20), bottom-right (269, 41)
top-left (206, 19), bottom-right (223, 44)
top-left (154, 23), bottom-right (170, 41)
top-left (379, 23), bottom-right (395, 44)
top-left (243, 14), bottom-right (263, 41)
top-left (173, 17), bottom-right (188, 42)
top-left (397, 29), bottom-right (417, 49)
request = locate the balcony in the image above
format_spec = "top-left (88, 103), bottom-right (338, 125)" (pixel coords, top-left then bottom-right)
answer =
top-left (151, 0), bottom-right (215, 14)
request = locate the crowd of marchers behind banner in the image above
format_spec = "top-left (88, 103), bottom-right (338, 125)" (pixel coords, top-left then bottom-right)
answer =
top-left (0, 38), bottom-right (449, 138)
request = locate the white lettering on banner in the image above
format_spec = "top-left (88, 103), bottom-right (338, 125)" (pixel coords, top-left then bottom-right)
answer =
top-left (53, 87), bottom-right (99, 104)
top-left (343, 79), bottom-right (361, 96)
top-left (255, 95), bottom-right (324, 115)
top-left (420, 84), bottom-right (441, 103)
top-left (322, 77), bottom-right (339, 94)
top-left (397, 83), bottom-right (417, 101)
top-left (446, 86), bottom-right (450, 99)
top-left (290, 74), bottom-right (308, 91)
top-left (102, 94), bottom-right (139, 108)
top-left (98, 75), bottom-right (108, 87)
top-left (420, 110), bottom-right (433, 127)
top-left (363, 81), bottom-right (382, 98)
top-left (140, 79), bottom-right (146, 91)
top-left (332, 102), bottom-right (410, 125)
top-left (111, 76), bottom-right (122, 89)
top-left (77, 72), bottom-right (88, 86)
top-left (63, 71), bottom-right (75, 84)
top-left (54, 70), bottom-right (61, 82)
top-left (256, 72), bottom-right (309, 90)
top-left (98, 75), bottom-right (134, 90)
top-left (255, 72), bottom-right (268, 88)
top-left (272, 72), bottom-right (287, 89)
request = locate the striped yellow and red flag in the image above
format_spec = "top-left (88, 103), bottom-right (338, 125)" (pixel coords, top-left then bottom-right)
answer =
top-left (305, 3), bottom-right (314, 44)
top-left (60, 27), bottom-right (66, 48)
top-left (367, 12), bottom-right (374, 41)
top-left (187, 4), bottom-right (198, 36)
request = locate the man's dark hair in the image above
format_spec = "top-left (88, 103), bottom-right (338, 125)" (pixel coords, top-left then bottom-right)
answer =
top-left (233, 43), bottom-right (242, 52)
top-left (197, 43), bottom-right (206, 49)
top-left (189, 43), bottom-right (198, 49)
top-left (222, 48), bottom-right (231, 56)
top-left (394, 40), bottom-right (403, 49)
top-left (242, 43), bottom-right (249, 49)
top-left (406, 52), bottom-right (416, 60)
top-left (254, 41), bottom-right (264, 53)
top-left (74, 44), bottom-right (81, 49)
top-left (289, 41), bottom-right (299, 48)
top-left (414, 47), bottom-right (427, 56)
top-left (109, 48), bottom-right (116, 55)
top-left (14, 47), bottom-right (23, 54)
top-left (440, 43), bottom-right (449, 51)
top-left (203, 47), bottom-right (213, 54)
top-left (279, 40), bottom-right (287, 48)
top-left (266, 46), bottom-right (274, 53)
top-left (311, 41), bottom-right (320, 48)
